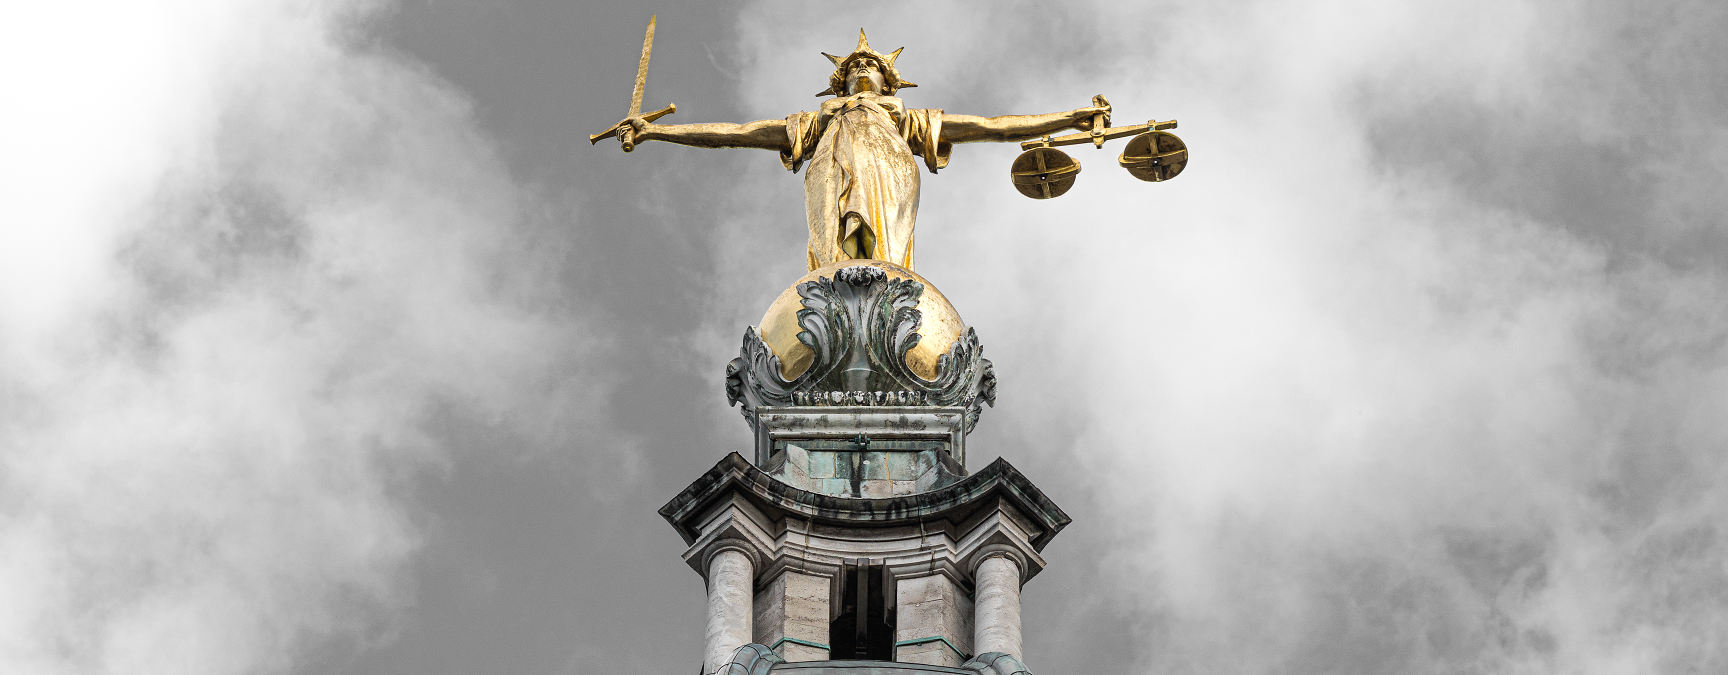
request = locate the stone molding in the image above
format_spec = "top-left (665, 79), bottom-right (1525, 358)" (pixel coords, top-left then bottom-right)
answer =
top-left (663, 454), bottom-right (1068, 588)
top-left (661, 453), bottom-right (1068, 550)
top-left (684, 493), bottom-right (777, 584)
top-left (757, 407), bottom-right (966, 439)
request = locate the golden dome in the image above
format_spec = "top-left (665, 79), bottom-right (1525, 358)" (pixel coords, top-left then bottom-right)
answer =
top-left (759, 259), bottom-right (964, 382)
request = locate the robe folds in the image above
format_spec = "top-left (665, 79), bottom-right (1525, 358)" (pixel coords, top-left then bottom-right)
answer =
top-left (780, 92), bottom-right (951, 271)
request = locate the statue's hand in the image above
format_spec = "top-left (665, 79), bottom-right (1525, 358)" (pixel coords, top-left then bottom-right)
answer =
top-left (617, 115), bottom-right (651, 151)
top-left (1072, 107), bottom-right (1110, 131)
top-left (1073, 96), bottom-right (1112, 131)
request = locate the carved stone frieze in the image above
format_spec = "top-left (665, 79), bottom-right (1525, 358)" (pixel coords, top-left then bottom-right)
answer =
top-left (789, 390), bottom-right (930, 406)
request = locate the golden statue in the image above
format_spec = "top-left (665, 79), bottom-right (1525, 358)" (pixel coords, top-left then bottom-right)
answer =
top-left (593, 25), bottom-right (1114, 272)
top-left (588, 19), bottom-right (1191, 497)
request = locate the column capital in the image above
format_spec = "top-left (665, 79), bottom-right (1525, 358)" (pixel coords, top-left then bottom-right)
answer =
top-left (681, 493), bottom-right (777, 583)
top-left (701, 539), bottom-right (762, 577)
top-left (966, 544), bottom-right (1028, 582)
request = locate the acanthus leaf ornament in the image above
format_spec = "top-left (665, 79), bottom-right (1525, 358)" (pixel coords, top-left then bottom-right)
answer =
top-left (726, 266), bottom-right (995, 435)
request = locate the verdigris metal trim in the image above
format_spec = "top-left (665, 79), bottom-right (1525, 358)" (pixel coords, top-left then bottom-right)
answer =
top-left (893, 636), bottom-right (970, 661)
top-left (769, 637), bottom-right (832, 652)
top-left (963, 653), bottom-right (1033, 675)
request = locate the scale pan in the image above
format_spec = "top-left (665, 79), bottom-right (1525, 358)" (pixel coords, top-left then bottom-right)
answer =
top-left (1118, 131), bottom-right (1188, 182)
top-left (1009, 147), bottom-right (1082, 199)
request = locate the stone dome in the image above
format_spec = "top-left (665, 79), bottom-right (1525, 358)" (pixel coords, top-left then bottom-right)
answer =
top-left (758, 259), bottom-right (964, 381)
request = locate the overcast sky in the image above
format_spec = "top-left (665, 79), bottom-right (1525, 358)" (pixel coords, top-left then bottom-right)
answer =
top-left (4, 1), bottom-right (1728, 674)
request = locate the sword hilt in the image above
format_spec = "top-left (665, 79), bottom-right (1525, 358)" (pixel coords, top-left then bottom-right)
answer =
top-left (587, 104), bottom-right (677, 151)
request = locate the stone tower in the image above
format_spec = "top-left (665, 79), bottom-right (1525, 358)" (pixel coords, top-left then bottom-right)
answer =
top-left (660, 260), bottom-right (1070, 675)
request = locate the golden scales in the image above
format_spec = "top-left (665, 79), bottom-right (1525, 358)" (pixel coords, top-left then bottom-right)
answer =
top-left (1009, 95), bottom-right (1188, 199)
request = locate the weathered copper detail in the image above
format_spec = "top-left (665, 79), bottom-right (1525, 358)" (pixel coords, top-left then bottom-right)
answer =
top-left (727, 265), bottom-right (996, 435)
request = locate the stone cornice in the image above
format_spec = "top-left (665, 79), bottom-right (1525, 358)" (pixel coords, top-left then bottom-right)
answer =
top-left (660, 453), bottom-right (1070, 552)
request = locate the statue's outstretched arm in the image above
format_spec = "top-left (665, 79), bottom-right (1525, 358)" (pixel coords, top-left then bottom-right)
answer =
top-left (625, 117), bottom-right (791, 152)
top-left (940, 104), bottom-right (1110, 144)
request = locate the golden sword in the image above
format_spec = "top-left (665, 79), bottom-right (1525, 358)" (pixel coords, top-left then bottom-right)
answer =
top-left (589, 15), bottom-right (676, 152)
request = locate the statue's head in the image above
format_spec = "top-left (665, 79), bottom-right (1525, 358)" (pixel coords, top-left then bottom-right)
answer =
top-left (817, 30), bottom-right (917, 97)
top-left (845, 58), bottom-right (887, 95)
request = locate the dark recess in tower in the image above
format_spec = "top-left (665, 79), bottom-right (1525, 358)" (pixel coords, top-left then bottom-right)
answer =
top-left (829, 559), bottom-right (895, 660)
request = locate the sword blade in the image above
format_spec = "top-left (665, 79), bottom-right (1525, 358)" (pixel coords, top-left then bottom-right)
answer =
top-left (629, 15), bottom-right (655, 117)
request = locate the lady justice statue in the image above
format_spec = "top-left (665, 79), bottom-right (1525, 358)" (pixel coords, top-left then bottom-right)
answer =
top-left (595, 28), bottom-right (1111, 272)
top-left (627, 29), bottom-right (1187, 672)
top-left (592, 19), bottom-right (1185, 442)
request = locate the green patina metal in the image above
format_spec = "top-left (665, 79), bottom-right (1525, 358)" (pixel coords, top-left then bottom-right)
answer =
top-left (770, 637), bottom-right (833, 652)
top-left (892, 635), bottom-right (970, 661)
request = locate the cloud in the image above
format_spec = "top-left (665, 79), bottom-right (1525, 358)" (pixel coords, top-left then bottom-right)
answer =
top-left (727, 1), bottom-right (1728, 673)
top-left (0, 1), bottom-right (581, 673)
top-left (10, 0), bottom-right (1716, 672)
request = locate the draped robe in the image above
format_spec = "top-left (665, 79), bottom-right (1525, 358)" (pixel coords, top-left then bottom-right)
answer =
top-left (781, 92), bottom-right (950, 271)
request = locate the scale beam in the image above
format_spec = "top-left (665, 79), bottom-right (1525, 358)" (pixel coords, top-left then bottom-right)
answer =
top-left (1021, 120), bottom-right (1177, 152)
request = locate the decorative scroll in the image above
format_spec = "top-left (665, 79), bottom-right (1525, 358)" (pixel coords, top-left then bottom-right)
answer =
top-left (726, 265), bottom-right (997, 434)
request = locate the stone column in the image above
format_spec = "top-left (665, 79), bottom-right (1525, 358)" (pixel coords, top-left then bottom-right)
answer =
top-left (973, 555), bottom-right (1023, 660)
top-left (705, 547), bottom-right (755, 673)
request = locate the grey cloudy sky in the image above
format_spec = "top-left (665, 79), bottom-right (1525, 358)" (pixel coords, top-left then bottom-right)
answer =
top-left (3, 1), bottom-right (1727, 674)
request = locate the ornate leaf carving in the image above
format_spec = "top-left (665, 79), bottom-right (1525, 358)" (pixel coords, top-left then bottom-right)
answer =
top-left (726, 266), bottom-right (997, 434)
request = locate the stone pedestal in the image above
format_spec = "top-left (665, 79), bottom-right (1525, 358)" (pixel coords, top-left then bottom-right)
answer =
top-left (662, 453), bottom-right (1067, 673)
top-left (752, 406), bottom-right (971, 470)
top-left (764, 435), bottom-right (966, 499)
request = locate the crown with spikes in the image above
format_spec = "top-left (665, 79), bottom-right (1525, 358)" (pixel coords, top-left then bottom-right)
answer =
top-left (817, 30), bottom-right (917, 97)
